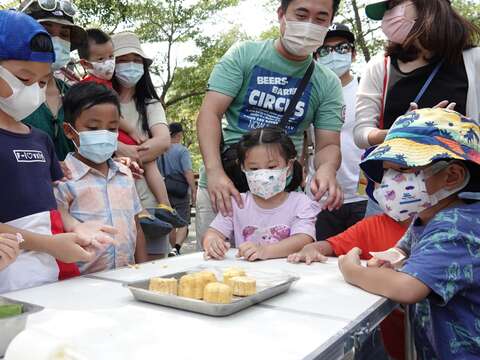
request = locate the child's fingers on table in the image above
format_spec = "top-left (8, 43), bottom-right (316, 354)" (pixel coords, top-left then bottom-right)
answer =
top-left (286, 253), bottom-right (297, 263)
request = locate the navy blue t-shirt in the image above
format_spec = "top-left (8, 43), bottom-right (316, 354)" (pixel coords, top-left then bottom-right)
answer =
top-left (0, 127), bottom-right (63, 223)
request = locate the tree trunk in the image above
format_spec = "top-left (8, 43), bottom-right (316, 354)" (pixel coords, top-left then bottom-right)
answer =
top-left (351, 0), bottom-right (371, 62)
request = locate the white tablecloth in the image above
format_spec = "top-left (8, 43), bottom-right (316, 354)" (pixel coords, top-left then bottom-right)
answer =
top-left (3, 251), bottom-right (394, 360)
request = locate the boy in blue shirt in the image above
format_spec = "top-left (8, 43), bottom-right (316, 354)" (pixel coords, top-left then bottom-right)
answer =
top-left (0, 10), bottom-right (114, 293)
top-left (339, 108), bottom-right (480, 359)
top-left (56, 82), bottom-right (148, 274)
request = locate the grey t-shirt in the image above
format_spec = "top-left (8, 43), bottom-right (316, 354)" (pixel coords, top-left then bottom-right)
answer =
top-left (159, 143), bottom-right (192, 177)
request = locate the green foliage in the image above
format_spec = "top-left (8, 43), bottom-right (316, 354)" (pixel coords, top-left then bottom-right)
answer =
top-left (166, 27), bottom-right (249, 171)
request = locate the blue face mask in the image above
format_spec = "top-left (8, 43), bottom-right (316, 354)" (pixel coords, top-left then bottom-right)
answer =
top-left (317, 52), bottom-right (352, 77)
top-left (71, 126), bottom-right (118, 164)
top-left (115, 62), bottom-right (144, 88)
top-left (51, 37), bottom-right (71, 71)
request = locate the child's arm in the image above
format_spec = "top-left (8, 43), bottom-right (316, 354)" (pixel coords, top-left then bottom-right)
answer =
top-left (338, 248), bottom-right (430, 304)
top-left (287, 241), bottom-right (333, 264)
top-left (238, 234), bottom-right (313, 262)
top-left (0, 223), bottom-right (95, 263)
top-left (134, 215), bottom-right (148, 264)
top-left (203, 228), bottom-right (231, 260)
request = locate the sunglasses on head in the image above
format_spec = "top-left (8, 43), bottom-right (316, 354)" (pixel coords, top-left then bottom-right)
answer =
top-left (316, 42), bottom-right (354, 58)
top-left (21, 0), bottom-right (77, 17)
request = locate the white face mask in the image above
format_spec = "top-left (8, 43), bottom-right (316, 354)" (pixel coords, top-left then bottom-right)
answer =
top-left (115, 62), bottom-right (144, 88)
top-left (51, 37), bottom-right (71, 71)
top-left (373, 163), bottom-right (470, 221)
top-left (281, 19), bottom-right (329, 56)
top-left (87, 59), bottom-right (116, 81)
top-left (244, 167), bottom-right (289, 200)
top-left (317, 52), bottom-right (352, 77)
top-left (0, 65), bottom-right (46, 121)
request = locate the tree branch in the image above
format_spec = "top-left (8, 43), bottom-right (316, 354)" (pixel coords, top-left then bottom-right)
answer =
top-left (165, 90), bottom-right (206, 108)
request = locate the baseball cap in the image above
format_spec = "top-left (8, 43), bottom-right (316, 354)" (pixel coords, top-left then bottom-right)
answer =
top-left (169, 122), bottom-right (184, 135)
top-left (19, 0), bottom-right (87, 51)
top-left (325, 23), bottom-right (355, 43)
top-left (0, 10), bottom-right (55, 63)
top-left (361, 108), bottom-right (480, 193)
top-left (112, 32), bottom-right (153, 67)
top-left (365, 0), bottom-right (389, 20)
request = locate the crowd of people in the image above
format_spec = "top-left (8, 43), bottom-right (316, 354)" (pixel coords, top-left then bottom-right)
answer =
top-left (0, 0), bottom-right (479, 359)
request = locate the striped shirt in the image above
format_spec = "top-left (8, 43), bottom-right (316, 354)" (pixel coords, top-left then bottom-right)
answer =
top-left (54, 154), bottom-right (143, 274)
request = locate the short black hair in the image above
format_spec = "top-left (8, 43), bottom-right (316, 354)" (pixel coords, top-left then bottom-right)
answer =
top-left (30, 33), bottom-right (54, 53)
top-left (63, 82), bottom-right (121, 125)
top-left (78, 28), bottom-right (112, 60)
top-left (237, 127), bottom-right (303, 192)
top-left (281, 0), bottom-right (341, 19)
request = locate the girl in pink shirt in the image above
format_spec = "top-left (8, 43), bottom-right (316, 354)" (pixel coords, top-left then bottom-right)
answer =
top-left (203, 128), bottom-right (321, 261)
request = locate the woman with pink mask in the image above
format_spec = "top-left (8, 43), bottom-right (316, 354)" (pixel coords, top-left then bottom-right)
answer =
top-left (354, 0), bottom-right (480, 216)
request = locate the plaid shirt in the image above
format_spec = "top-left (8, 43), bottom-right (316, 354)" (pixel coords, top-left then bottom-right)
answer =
top-left (55, 154), bottom-right (143, 274)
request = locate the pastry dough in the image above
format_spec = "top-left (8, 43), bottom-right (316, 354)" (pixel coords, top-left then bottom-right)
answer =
top-left (148, 277), bottom-right (177, 295)
top-left (197, 270), bottom-right (217, 286)
top-left (230, 276), bottom-right (256, 297)
top-left (223, 267), bottom-right (246, 287)
top-left (178, 274), bottom-right (205, 299)
top-left (203, 282), bottom-right (233, 304)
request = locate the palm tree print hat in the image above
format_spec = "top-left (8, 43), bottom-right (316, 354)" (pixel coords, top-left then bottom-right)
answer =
top-left (360, 108), bottom-right (480, 190)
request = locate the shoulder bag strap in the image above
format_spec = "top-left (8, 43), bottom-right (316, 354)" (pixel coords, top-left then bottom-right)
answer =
top-left (412, 60), bottom-right (444, 105)
top-left (160, 154), bottom-right (167, 176)
top-left (277, 60), bottom-right (316, 131)
top-left (379, 56), bottom-right (389, 130)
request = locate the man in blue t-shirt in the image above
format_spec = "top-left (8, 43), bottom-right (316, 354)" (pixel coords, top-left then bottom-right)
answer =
top-left (196, 0), bottom-right (344, 246)
top-left (159, 123), bottom-right (196, 256)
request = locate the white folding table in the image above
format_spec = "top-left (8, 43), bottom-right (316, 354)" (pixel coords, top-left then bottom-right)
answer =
top-left (3, 250), bottom-right (396, 359)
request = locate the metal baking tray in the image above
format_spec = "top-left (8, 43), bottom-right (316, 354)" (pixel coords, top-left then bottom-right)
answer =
top-left (0, 297), bottom-right (43, 357)
top-left (126, 266), bottom-right (299, 317)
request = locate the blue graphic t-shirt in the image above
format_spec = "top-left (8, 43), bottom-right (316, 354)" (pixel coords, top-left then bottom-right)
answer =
top-left (199, 39), bottom-right (344, 187)
top-left (0, 126), bottom-right (63, 223)
top-left (399, 202), bottom-right (480, 360)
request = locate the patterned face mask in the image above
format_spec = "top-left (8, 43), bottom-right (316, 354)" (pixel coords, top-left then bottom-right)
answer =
top-left (373, 162), bottom-right (470, 221)
top-left (244, 167), bottom-right (289, 200)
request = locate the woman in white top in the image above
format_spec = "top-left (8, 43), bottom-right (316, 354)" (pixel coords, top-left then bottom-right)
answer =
top-left (112, 32), bottom-right (171, 209)
top-left (355, 0), bottom-right (480, 216)
top-left (355, 0), bottom-right (480, 149)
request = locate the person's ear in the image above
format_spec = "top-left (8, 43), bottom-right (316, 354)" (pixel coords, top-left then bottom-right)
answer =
top-left (79, 59), bottom-right (93, 70)
top-left (352, 49), bottom-right (357, 63)
top-left (444, 163), bottom-right (467, 190)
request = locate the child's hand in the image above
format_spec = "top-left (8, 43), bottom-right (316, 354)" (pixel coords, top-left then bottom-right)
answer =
top-left (287, 243), bottom-right (328, 265)
top-left (0, 234), bottom-right (21, 271)
top-left (237, 241), bottom-right (267, 262)
top-left (338, 247), bottom-right (362, 283)
top-left (115, 157), bottom-right (144, 179)
top-left (48, 233), bottom-right (99, 263)
top-left (367, 257), bottom-right (394, 269)
top-left (203, 231), bottom-right (230, 260)
top-left (72, 221), bottom-right (118, 249)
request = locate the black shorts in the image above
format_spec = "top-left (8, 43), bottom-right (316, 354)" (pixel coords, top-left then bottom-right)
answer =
top-left (169, 194), bottom-right (191, 225)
